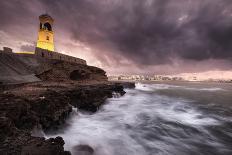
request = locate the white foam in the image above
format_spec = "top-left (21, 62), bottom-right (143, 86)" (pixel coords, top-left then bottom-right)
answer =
top-left (135, 83), bottom-right (224, 92)
top-left (184, 87), bottom-right (224, 91)
top-left (135, 83), bottom-right (154, 91)
top-left (154, 101), bottom-right (220, 126)
top-left (46, 86), bottom-right (227, 155)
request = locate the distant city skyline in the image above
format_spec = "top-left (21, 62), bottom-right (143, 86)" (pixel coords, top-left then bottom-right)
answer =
top-left (109, 70), bottom-right (232, 82)
top-left (0, 0), bottom-right (232, 75)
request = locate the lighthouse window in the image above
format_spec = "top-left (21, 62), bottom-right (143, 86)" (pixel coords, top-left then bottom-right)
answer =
top-left (46, 36), bottom-right (49, 41)
top-left (44, 22), bottom-right (52, 31)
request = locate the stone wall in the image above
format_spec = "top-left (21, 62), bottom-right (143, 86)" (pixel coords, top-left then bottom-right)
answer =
top-left (35, 47), bottom-right (87, 65)
top-left (0, 46), bottom-right (87, 66)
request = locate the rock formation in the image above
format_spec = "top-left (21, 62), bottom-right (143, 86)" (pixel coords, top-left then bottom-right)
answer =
top-left (0, 48), bottom-right (135, 155)
top-left (35, 61), bottom-right (107, 82)
top-left (0, 80), bottom-right (133, 154)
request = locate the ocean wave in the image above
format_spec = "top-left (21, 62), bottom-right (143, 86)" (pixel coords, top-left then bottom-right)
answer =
top-left (46, 83), bottom-right (232, 155)
top-left (183, 87), bottom-right (224, 91)
top-left (135, 83), bottom-right (225, 92)
top-left (135, 83), bottom-right (181, 91)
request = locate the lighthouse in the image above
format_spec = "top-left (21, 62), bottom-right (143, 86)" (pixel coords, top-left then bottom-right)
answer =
top-left (36, 14), bottom-right (54, 52)
top-left (6, 14), bottom-right (86, 65)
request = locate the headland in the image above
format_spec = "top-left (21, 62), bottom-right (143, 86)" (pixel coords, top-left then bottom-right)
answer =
top-left (0, 47), bottom-right (134, 155)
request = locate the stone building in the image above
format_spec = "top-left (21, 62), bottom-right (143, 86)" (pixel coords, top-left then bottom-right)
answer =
top-left (37, 14), bottom-right (55, 52)
top-left (10, 14), bottom-right (86, 65)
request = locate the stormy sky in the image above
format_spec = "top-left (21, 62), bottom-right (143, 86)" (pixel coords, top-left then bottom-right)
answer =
top-left (0, 0), bottom-right (232, 75)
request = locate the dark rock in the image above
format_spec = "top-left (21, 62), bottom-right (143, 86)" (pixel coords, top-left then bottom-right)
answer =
top-left (0, 46), bottom-right (131, 155)
top-left (0, 81), bottom-right (129, 154)
top-left (73, 145), bottom-right (94, 155)
top-left (0, 93), bottom-right (38, 131)
top-left (21, 136), bottom-right (71, 155)
top-left (36, 61), bottom-right (107, 82)
top-left (70, 70), bottom-right (90, 80)
top-left (0, 92), bottom-right (72, 155)
top-left (1, 128), bottom-right (70, 155)
top-left (30, 90), bottom-right (72, 130)
top-left (64, 83), bottom-right (125, 112)
top-left (0, 116), bottom-right (15, 142)
top-left (114, 82), bottom-right (136, 89)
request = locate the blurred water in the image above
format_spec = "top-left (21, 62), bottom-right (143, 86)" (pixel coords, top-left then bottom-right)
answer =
top-left (46, 82), bottom-right (232, 155)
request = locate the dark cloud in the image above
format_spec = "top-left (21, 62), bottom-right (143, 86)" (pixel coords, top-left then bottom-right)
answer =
top-left (179, 0), bottom-right (232, 61)
top-left (0, 0), bottom-right (232, 73)
top-left (37, 0), bottom-right (232, 65)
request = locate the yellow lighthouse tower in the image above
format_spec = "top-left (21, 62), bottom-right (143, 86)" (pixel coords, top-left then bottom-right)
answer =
top-left (36, 14), bottom-right (54, 51)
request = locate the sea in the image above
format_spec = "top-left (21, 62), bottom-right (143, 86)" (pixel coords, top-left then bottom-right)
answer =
top-left (46, 82), bottom-right (232, 155)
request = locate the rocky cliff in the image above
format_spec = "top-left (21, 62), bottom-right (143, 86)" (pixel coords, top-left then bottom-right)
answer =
top-left (0, 81), bottom-right (131, 155)
top-left (0, 52), bottom-right (107, 84)
top-left (35, 60), bottom-right (107, 82)
top-left (0, 51), bottom-right (135, 155)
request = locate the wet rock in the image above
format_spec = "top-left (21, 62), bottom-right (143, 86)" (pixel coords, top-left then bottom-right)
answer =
top-left (70, 70), bottom-right (90, 80)
top-left (21, 136), bottom-right (71, 155)
top-left (64, 83), bottom-right (125, 112)
top-left (0, 116), bottom-right (15, 142)
top-left (0, 48), bottom-right (133, 154)
top-left (73, 145), bottom-right (94, 155)
top-left (30, 90), bottom-right (72, 130)
top-left (36, 61), bottom-right (107, 82)
top-left (0, 80), bottom-right (130, 154)
top-left (0, 93), bottom-right (38, 131)
top-left (0, 92), bottom-right (72, 154)
top-left (119, 82), bottom-right (136, 89)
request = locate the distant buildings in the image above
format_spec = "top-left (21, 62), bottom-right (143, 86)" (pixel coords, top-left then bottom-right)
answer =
top-left (108, 73), bottom-right (232, 82)
top-left (108, 75), bottom-right (185, 81)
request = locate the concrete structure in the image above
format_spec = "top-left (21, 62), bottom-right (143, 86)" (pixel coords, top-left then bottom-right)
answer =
top-left (0, 47), bottom-right (41, 84)
top-left (34, 14), bottom-right (86, 65)
top-left (0, 13), bottom-right (87, 85)
top-left (36, 14), bottom-right (55, 51)
top-left (0, 13), bottom-right (89, 84)
top-left (0, 46), bottom-right (87, 84)
top-left (1, 46), bottom-right (86, 65)
top-left (35, 47), bottom-right (86, 65)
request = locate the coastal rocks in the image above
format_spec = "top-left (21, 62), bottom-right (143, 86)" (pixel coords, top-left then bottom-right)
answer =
top-left (0, 90), bottom-right (72, 131)
top-left (0, 47), bottom-right (135, 154)
top-left (0, 52), bottom-right (107, 85)
top-left (0, 92), bottom-right (72, 154)
top-left (36, 61), bottom-right (108, 82)
top-left (0, 93), bottom-right (37, 131)
top-left (118, 82), bottom-right (136, 89)
top-left (30, 90), bottom-right (72, 130)
top-left (21, 136), bottom-right (70, 155)
top-left (70, 70), bottom-right (90, 80)
top-left (0, 116), bottom-right (15, 142)
top-left (0, 122), bottom-right (70, 155)
top-left (64, 83), bottom-right (126, 112)
top-left (0, 81), bottom-right (134, 154)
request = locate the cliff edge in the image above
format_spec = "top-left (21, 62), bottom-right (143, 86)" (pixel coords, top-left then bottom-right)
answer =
top-left (0, 48), bottom-right (135, 155)
top-left (0, 48), bottom-right (106, 84)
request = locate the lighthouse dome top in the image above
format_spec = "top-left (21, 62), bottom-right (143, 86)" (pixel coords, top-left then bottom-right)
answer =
top-left (39, 14), bottom-right (54, 23)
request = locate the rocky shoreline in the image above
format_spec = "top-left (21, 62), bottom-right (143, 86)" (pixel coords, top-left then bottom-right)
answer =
top-left (0, 81), bottom-right (135, 155)
top-left (0, 52), bottom-right (135, 154)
